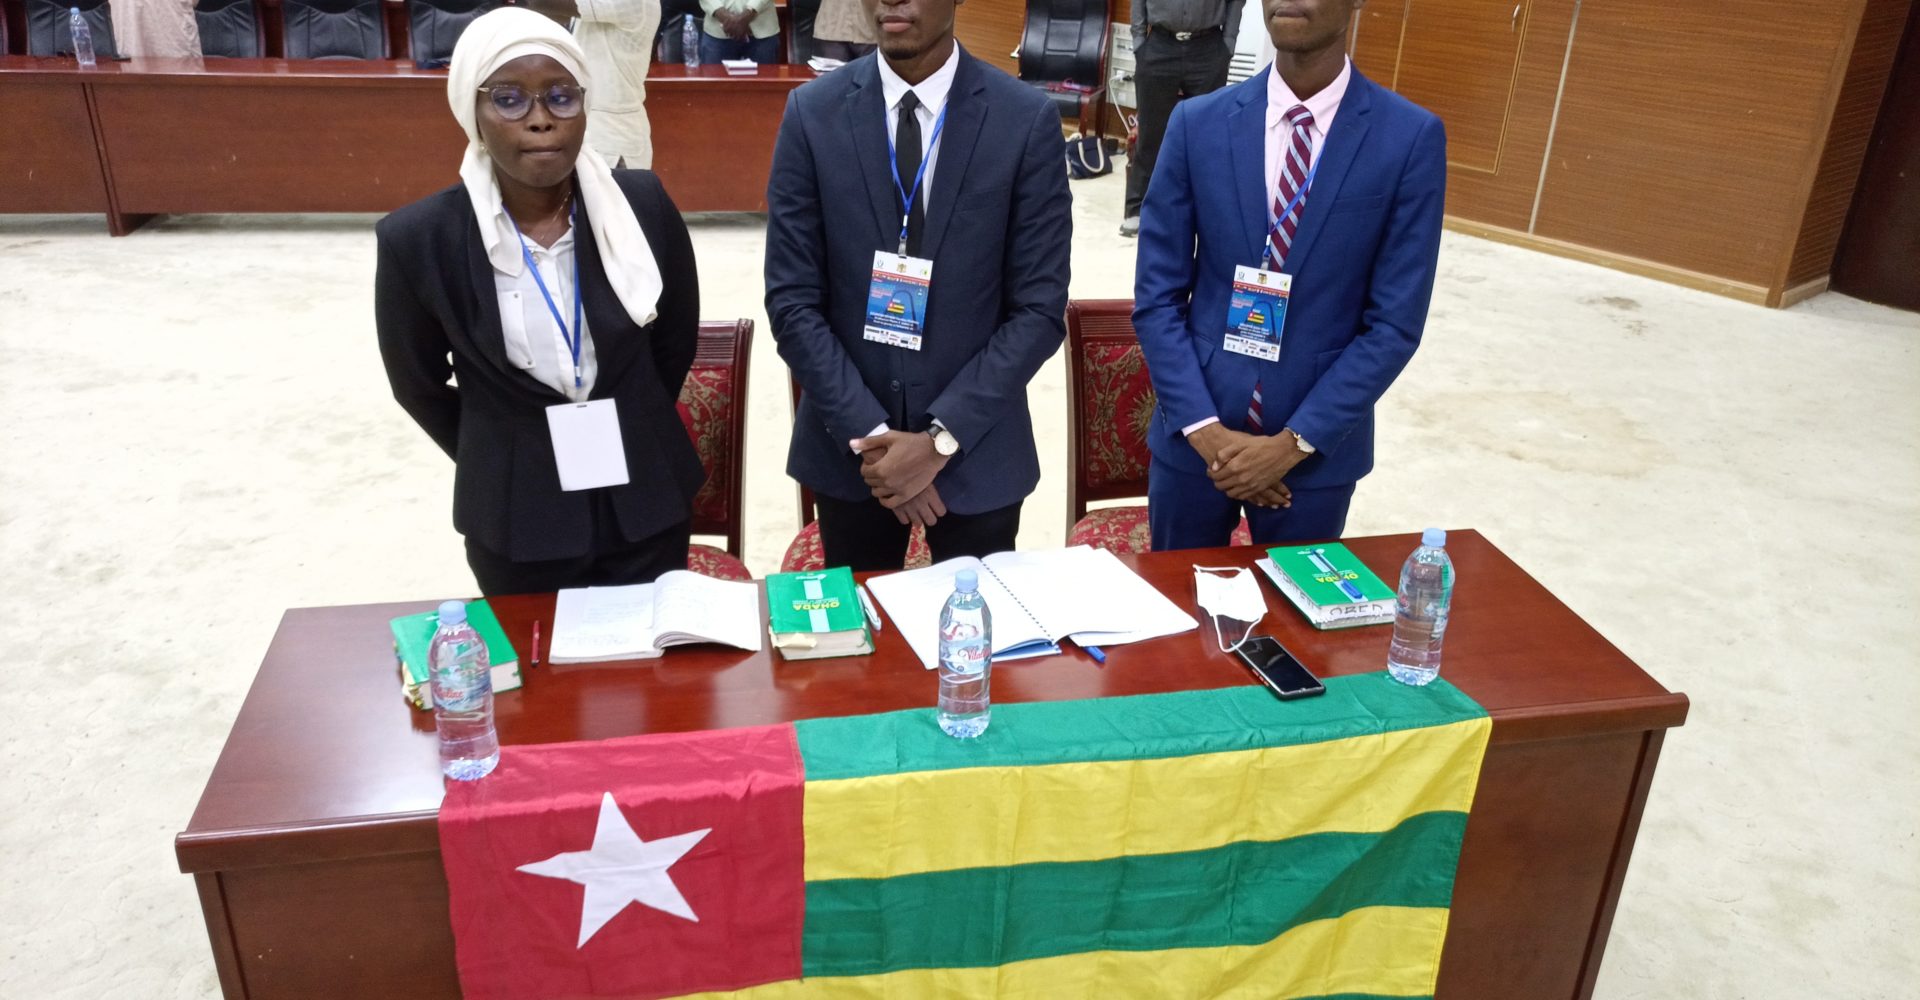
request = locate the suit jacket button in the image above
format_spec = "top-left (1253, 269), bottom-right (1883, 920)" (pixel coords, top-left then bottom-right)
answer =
top-left (889, 379), bottom-right (901, 392)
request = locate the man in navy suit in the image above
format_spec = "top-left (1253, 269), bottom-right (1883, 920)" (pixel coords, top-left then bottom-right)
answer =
top-left (766, 0), bottom-right (1071, 570)
top-left (1134, 0), bottom-right (1444, 550)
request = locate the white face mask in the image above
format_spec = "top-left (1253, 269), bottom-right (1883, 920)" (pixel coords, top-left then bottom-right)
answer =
top-left (1193, 565), bottom-right (1268, 653)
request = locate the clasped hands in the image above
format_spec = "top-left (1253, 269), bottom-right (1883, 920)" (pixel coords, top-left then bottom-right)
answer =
top-left (714, 9), bottom-right (754, 40)
top-left (1188, 423), bottom-right (1308, 510)
top-left (849, 430), bottom-right (950, 528)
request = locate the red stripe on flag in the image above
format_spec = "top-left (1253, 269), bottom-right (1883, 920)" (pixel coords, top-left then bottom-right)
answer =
top-left (438, 724), bottom-right (805, 1000)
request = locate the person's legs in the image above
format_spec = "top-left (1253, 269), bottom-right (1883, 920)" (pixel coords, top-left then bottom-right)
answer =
top-left (465, 539), bottom-right (591, 598)
top-left (1125, 32), bottom-right (1182, 222)
top-left (746, 32), bottom-right (781, 63)
top-left (813, 39), bottom-right (874, 61)
top-left (1241, 483), bottom-right (1357, 545)
top-left (1148, 457), bottom-right (1244, 551)
top-left (1183, 32), bottom-right (1233, 98)
top-left (588, 517), bottom-right (692, 586)
top-left (698, 33), bottom-right (743, 63)
top-left (924, 501), bottom-right (1023, 562)
top-left (815, 494), bottom-right (914, 572)
top-left (789, 0), bottom-right (820, 62)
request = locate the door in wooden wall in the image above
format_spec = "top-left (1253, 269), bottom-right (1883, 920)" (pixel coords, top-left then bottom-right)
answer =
top-left (1351, 0), bottom-right (1575, 231)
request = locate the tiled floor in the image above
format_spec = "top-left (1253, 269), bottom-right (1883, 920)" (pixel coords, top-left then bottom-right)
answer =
top-left (0, 166), bottom-right (1915, 998)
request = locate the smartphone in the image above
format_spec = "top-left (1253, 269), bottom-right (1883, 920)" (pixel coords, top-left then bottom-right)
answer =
top-left (1234, 636), bottom-right (1326, 700)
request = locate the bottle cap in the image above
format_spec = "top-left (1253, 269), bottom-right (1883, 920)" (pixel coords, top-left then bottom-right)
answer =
top-left (955, 569), bottom-right (978, 593)
top-left (437, 600), bottom-right (468, 626)
top-left (1422, 527), bottom-right (1447, 548)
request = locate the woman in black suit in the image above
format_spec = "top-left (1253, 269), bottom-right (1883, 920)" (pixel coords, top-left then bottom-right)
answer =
top-left (375, 8), bottom-right (704, 596)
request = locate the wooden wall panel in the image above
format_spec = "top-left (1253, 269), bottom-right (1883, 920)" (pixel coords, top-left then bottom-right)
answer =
top-left (1349, 0), bottom-right (1407, 84)
top-left (1532, 1), bottom-right (1857, 290)
top-left (956, 0), bottom-right (1030, 79)
top-left (1394, 0), bottom-right (1527, 173)
top-left (1832, 4), bottom-right (1920, 309)
top-left (1391, 0), bottom-right (1572, 230)
top-left (1784, 0), bottom-right (1913, 293)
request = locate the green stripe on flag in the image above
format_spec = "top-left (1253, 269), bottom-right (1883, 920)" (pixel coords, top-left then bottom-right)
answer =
top-left (795, 673), bottom-right (1486, 782)
top-left (801, 810), bottom-right (1467, 977)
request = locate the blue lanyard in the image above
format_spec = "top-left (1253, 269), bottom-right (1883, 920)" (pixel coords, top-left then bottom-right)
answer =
top-left (884, 101), bottom-right (950, 255)
top-left (1262, 157), bottom-right (1320, 271)
top-left (505, 199), bottom-right (586, 391)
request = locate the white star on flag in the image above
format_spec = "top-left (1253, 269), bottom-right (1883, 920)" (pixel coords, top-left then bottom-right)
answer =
top-left (517, 791), bottom-right (712, 947)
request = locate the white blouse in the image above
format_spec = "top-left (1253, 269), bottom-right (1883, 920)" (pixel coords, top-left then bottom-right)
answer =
top-left (493, 223), bottom-right (599, 402)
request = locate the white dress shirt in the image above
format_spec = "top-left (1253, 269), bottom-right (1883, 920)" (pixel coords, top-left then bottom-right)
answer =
top-left (1181, 58), bottom-right (1352, 443)
top-left (876, 44), bottom-right (960, 218)
top-left (1265, 56), bottom-right (1350, 220)
top-left (859, 46), bottom-right (963, 449)
top-left (492, 217), bottom-right (598, 403)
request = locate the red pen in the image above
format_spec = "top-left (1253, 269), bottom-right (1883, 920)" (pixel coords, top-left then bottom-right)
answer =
top-left (531, 621), bottom-right (542, 668)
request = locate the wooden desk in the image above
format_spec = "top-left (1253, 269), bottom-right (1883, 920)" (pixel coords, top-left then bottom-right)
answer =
top-left (0, 57), bottom-right (810, 234)
top-left (175, 532), bottom-right (1687, 999)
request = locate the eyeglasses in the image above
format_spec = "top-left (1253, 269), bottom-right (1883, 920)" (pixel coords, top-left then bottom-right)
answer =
top-left (476, 84), bottom-right (586, 121)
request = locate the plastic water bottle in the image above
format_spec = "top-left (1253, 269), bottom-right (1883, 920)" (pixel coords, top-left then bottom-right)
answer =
top-left (69, 8), bottom-right (96, 68)
top-left (682, 14), bottom-right (700, 70)
top-left (430, 600), bottom-right (499, 780)
top-left (1388, 528), bottom-right (1454, 686)
top-left (937, 570), bottom-right (992, 738)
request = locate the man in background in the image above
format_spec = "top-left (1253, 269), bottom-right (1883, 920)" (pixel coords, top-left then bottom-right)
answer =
top-left (1122, 0), bottom-right (1244, 237)
top-left (765, 0), bottom-right (1071, 570)
top-left (698, 0), bottom-right (780, 63)
top-left (523, 0), bottom-right (662, 168)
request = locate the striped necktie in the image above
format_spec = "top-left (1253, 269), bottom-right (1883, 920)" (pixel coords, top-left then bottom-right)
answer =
top-left (1248, 104), bottom-right (1315, 434)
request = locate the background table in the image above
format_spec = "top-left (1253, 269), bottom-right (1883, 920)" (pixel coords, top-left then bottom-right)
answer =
top-left (174, 531), bottom-right (1688, 999)
top-left (0, 57), bottom-right (809, 234)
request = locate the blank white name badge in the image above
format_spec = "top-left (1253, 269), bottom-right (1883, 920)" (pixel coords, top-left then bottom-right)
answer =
top-left (545, 399), bottom-right (631, 491)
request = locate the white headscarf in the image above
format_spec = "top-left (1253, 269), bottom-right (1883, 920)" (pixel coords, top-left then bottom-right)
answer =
top-left (448, 8), bottom-right (661, 327)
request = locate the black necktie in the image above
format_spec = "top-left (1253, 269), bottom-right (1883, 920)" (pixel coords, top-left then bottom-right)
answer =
top-left (894, 91), bottom-right (925, 256)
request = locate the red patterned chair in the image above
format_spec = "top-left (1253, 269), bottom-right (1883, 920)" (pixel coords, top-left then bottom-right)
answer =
top-left (779, 378), bottom-right (934, 572)
top-left (676, 320), bottom-right (755, 581)
top-left (1065, 299), bottom-right (1249, 553)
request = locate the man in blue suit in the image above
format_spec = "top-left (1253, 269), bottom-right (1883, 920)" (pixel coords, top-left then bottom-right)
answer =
top-left (766, 0), bottom-right (1071, 570)
top-left (1134, 0), bottom-right (1444, 550)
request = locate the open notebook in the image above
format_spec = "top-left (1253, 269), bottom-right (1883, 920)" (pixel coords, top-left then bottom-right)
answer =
top-left (548, 571), bottom-right (762, 664)
top-left (865, 546), bottom-right (1198, 670)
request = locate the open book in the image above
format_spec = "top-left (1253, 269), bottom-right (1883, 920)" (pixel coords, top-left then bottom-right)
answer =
top-left (865, 546), bottom-right (1198, 670)
top-left (548, 571), bottom-right (762, 665)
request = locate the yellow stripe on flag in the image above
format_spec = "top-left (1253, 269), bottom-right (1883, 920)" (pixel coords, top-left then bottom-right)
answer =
top-left (803, 716), bottom-right (1489, 881)
top-left (680, 905), bottom-right (1450, 999)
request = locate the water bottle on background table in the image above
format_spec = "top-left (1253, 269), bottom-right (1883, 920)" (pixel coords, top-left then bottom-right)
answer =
top-left (430, 600), bottom-right (499, 780)
top-left (69, 8), bottom-right (95, 68)
top-left (682, 14), bottom-right (700, 70)
top-left (1387, 528), bottom-right (1454, 687)
top-left (937, 570), bottom-right (992, 739)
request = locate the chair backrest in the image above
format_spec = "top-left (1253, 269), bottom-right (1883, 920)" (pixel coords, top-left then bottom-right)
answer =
top-left (281, 0), bottom-right (384, 60)
top-left (1017, 0), bottom-right (1109, 87)
top-left (195, 0), bottom-right (262, 58)
top-left (1065, 298), bottom-right (1156, 525)
top-left (676, 319), bottom-right (754, 558)
top-left (406, 0), bottom-right (492, 66)
top-left (27, 0), bottom-right (119, 59)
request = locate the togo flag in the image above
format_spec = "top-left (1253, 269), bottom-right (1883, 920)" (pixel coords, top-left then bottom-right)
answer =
top-left (439, 673), bottom-right (1490, 999)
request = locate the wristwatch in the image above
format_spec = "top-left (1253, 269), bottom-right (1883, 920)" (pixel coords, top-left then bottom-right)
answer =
top-left (928, 425), bottom-right (960, 456)
top-left (1283, 427), bottom-right (1315, 454)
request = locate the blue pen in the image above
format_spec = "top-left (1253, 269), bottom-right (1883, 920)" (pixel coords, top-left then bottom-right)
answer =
top-left (1082, 643), bottom-right (1107, 666)
top-left (1307, 548), bottom-right (1366, 602)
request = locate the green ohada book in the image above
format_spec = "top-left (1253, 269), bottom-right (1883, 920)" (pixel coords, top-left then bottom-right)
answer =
top-left (1261, 543), bottom-right (1396, 629)
top-left (391, 599), bottom-right (523, 708)
top-left (766, 566), bottom-right (873, 659)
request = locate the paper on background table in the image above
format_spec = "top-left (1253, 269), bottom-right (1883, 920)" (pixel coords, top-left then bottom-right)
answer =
top-left (866, 546), bottom-right (1197, 670)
